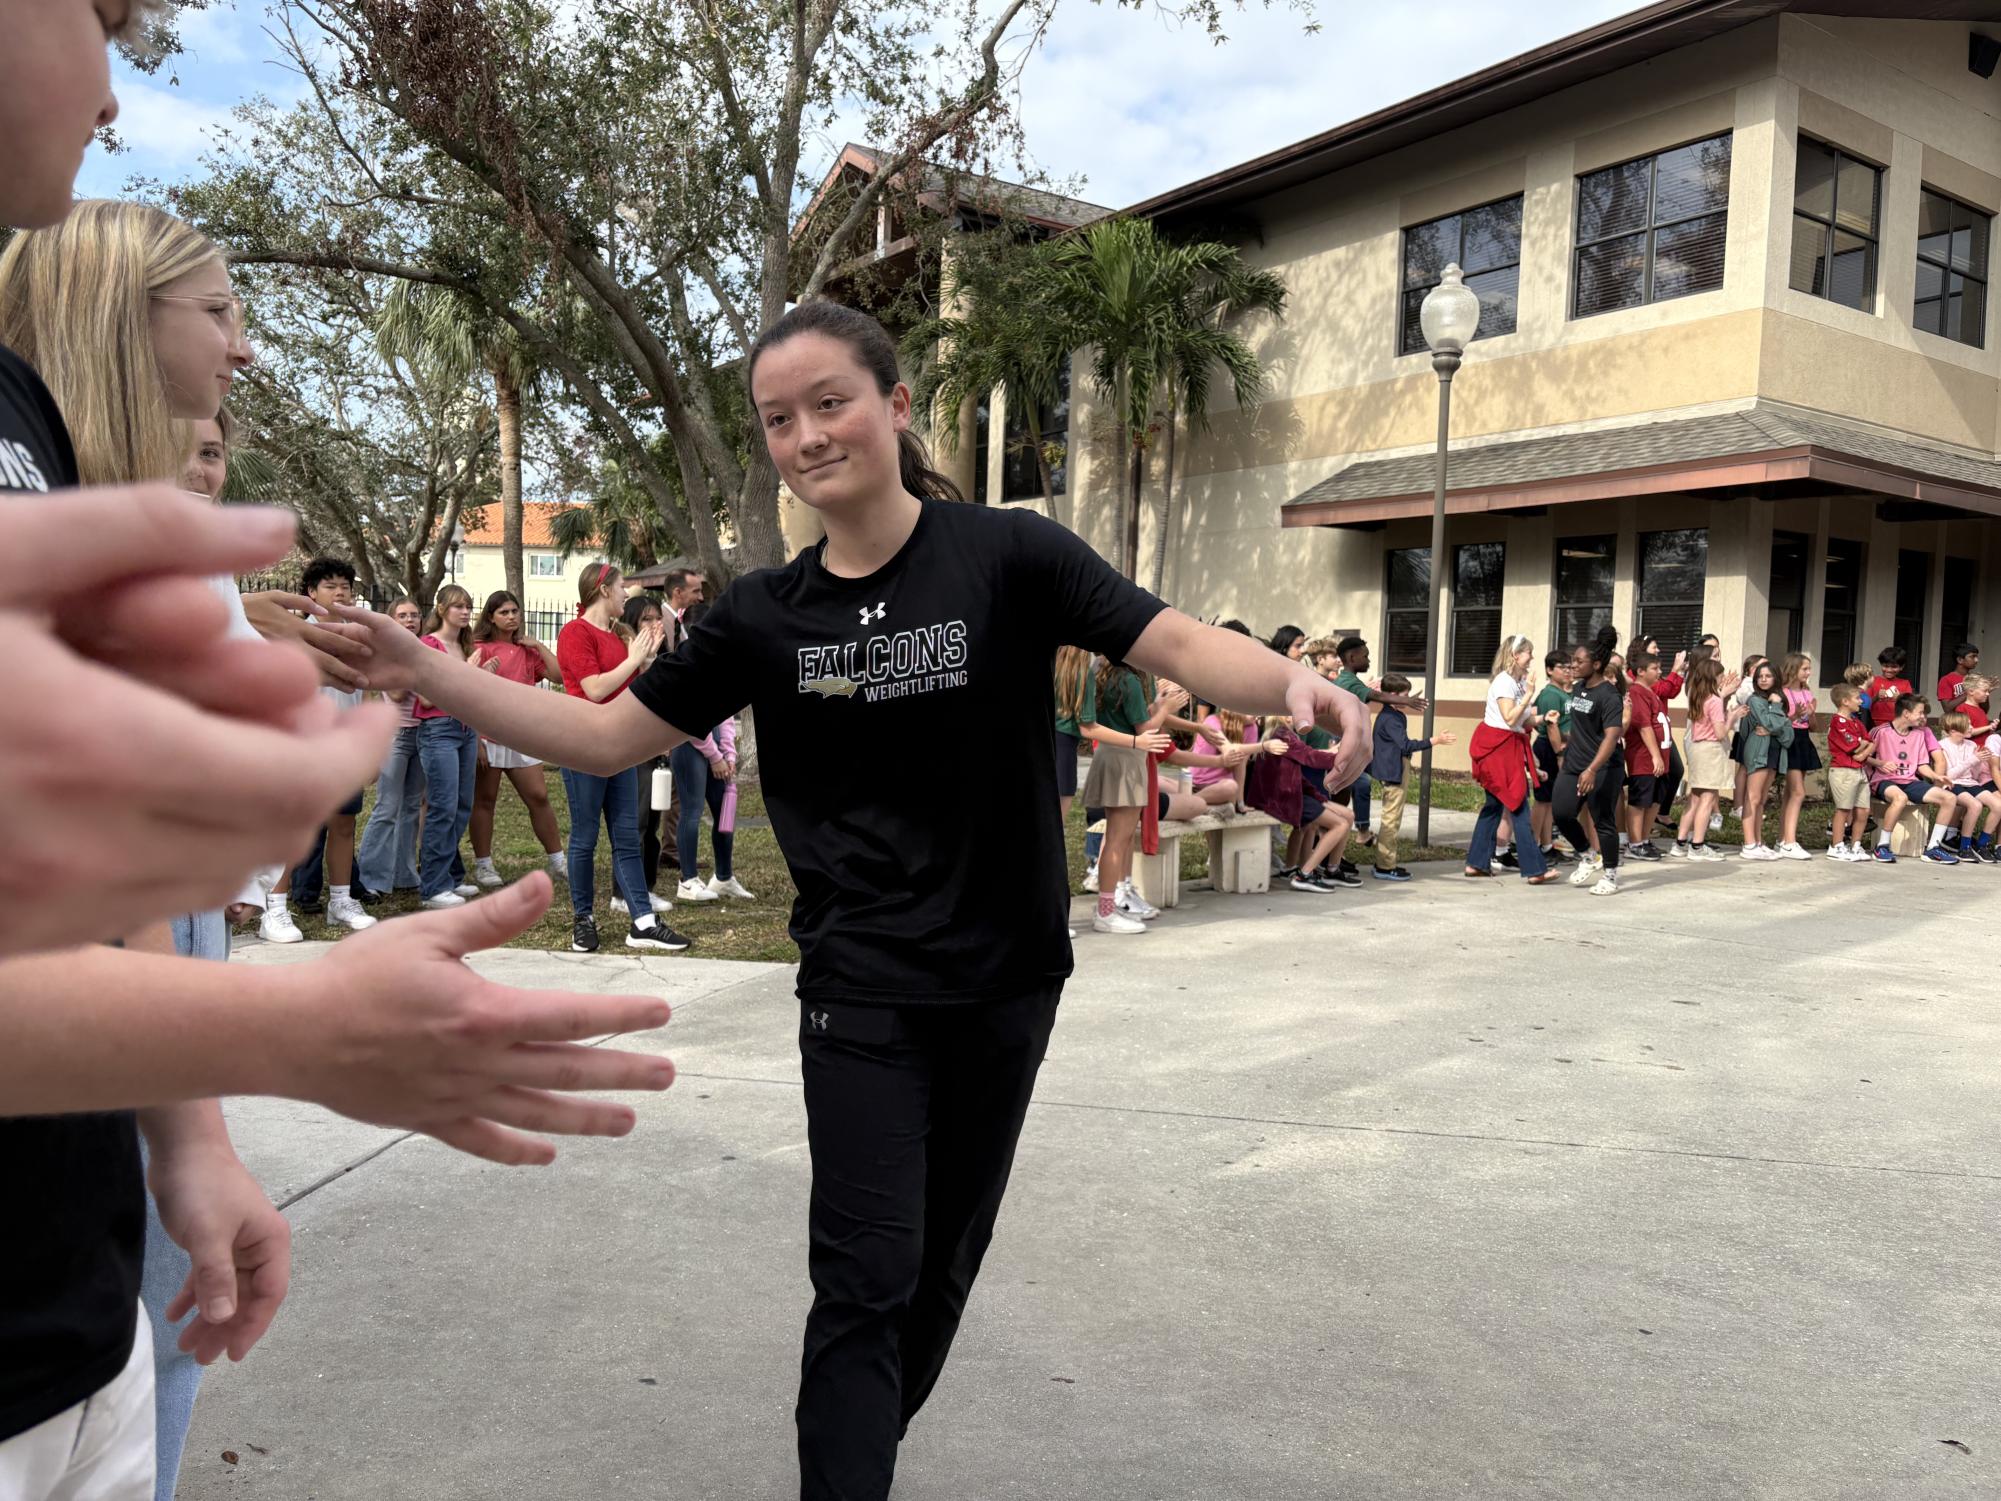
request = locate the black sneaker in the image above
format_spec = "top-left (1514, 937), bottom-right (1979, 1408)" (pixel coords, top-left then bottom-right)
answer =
top-left (1277, 865), bottom-right (1300, 883)
top-left (1337, 858), bottom-right (1359, 878)
top-left (1323, 865), bottom-right (1363, 888)
top-left (627, 919), bottom-right (692, 952)
top-left (1496, 848), bottom-right (1520, 870)
top-left (1290, 871), bottom-right (1334, 893)
top-left (1629, 842), bottom-right (1665, 862)
top-left (571, 914), bottom-right (600, 953)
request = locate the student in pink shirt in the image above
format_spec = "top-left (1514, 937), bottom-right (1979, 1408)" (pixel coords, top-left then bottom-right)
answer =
top-left (1936, 711), bottom-right (2001, 861)
top-left (1867, 696), bottom-right (1960, 864)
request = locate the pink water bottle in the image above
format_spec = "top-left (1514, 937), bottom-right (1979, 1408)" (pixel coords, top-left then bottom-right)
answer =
top-left (718, 782), bottom-right (738, 835)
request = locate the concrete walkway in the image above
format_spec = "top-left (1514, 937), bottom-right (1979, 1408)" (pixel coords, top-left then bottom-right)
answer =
top-left (182, 854), bottom-right (1999, 1499)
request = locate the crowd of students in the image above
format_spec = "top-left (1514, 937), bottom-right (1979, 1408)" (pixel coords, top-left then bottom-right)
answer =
top-left (1059, 620), bottom-right (2001, 913)
top-left (246, 556), bottom-right (753, 954)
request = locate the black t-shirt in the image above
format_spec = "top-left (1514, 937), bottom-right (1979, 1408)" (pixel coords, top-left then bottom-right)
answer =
top-left (0, 343), bottom-right (145, 1441)
top-left (1562, 679), bottom-right (1626, 775)
top-left (630, 499), bottom-right (1168, 1003)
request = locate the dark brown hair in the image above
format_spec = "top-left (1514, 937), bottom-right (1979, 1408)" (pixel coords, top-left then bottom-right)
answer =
top-left (745, 301), bottom-right (964, 503)
top-left (472, 590), bottom-right (524, 644)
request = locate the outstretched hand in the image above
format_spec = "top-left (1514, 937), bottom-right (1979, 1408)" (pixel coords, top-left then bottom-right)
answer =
top-left (280, 873), bottom-right (675, 1165)
top-left (332, 602), bottom-right (428, 693)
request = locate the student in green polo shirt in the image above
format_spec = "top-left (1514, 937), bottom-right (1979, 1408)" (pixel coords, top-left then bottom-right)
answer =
top-left (1328, 636), bottom-right (1428, 854)
top-left (1531, 649), bottom-right (1574, 861)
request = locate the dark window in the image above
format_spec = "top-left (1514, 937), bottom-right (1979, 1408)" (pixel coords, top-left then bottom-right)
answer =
top-left (1636, 528), bottom-right (1708, 652)
top-left (1894, 548), bottom-right (1930, 685)
top-left (1915, 188), bottom-right (1990, 348)
top-left (1574, 134), bottom-right (1732, 318)
top-left (1399, 196), bottom-right (1523, 355)
top-left (1790, 139), bottom-right (1881, 311)
top-left (1554, 534), bottom-right (1616, 652)
top-left (1940, 556), bottom-right (1976, 688)
top-left (1450, 542), bottom-right (1505, 676)
top-left (1818, 537), bottom-right (1864, 686)
top-left (972, 391), bottom-right (990, 505)
top-left (1384, 547), bottom-right (1431, 674)
top-left (1768, 530), bottom-right (1809, 655)
top-left (1001, 364), bottom-right (1069, 502)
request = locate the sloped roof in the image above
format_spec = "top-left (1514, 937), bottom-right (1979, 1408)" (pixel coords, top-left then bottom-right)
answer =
top-left (1281, 404), bottom-right (2001, 527)
top-left (797, 143), bottom-right (1110, 240)
top-left (460, 501), bottom-right (579, 549)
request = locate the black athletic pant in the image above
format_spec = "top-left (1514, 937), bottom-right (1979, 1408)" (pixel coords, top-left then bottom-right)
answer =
top-left (796, 986), bottom-right (1061, 1501)
top-left (1658, 741), bottom-right (1685, 823)
top-left (1553, 759), bottom-right (1623, 870)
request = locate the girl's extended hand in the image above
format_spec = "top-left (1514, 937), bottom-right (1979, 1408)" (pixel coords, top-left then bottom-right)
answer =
top-left (1263, 739), bottom-right (1288, 756)
top-left (1137, 729), bottom-right (1173, 755)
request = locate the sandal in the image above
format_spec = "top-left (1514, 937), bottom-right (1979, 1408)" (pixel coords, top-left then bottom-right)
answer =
top-left (1463, 866), bottom-right (1494, 878)
top-left (1524, 872), bottom-right (1561, 885)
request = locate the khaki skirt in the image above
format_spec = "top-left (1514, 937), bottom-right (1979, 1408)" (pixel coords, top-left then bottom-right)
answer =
top-left (1686, 737), bottom-right (1731, 792)
top-left (1082, 743), bottom-right (1151, 809)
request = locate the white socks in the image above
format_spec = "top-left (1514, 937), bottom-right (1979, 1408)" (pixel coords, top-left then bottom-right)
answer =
top-left (268, 893), bottom-right (289, 914)
top-left (1928, 823), bottom-right (1947, 849)
top-left (1878, 828), bottom-right (1893, 848)
top-left (332, 884), bottom-right (350, 902)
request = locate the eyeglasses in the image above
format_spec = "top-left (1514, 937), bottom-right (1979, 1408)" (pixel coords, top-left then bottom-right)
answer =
top-left (152, 293), bottom-right (247, 335)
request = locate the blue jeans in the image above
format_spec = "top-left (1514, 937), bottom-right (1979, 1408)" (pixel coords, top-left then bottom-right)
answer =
top-left (418, 717), bottom-right (477, 899)
top-left (1469, 791), bottom-right (1548, 878)
top-left (358, 724), bottom-right (424, 892)
top-left (671, 742), bottom-right (735, 881)
top-left (560, 764), bottom-right (654, 918)
top-left (138, 908), bottom-right (233, 1501)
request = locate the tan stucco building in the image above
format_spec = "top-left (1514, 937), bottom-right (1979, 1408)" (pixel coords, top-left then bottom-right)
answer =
top-left (1000, 1), bottom-right (2001, 765)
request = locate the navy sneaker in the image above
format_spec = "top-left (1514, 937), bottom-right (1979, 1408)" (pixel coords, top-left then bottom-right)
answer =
top-left (1373, 865), bottom-right (1412, 882)
top-left (1872, 845), bottom-right (1897, 863)
top-left (1496, 848), bottom-right (1520, 870)
top-left (1922, 845), bottom-right (1960, 865)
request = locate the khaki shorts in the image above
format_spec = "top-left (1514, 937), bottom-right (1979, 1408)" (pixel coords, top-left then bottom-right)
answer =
top-left (1686, 738), bottom-right (1731, 792)
top-left (1828, 767), bottom-right (1871, 811)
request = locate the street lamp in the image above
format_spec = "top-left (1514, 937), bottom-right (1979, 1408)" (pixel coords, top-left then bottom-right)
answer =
top-left (447, 521), bottom-right (467, 582)
top-left (1415, 263), bottom-right (1481, 848)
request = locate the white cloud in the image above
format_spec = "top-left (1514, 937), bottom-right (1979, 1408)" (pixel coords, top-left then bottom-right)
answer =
top-left (84, 75), bottom-right (237, 187)
top-left (1013, 0), bottom-right (1643, 208)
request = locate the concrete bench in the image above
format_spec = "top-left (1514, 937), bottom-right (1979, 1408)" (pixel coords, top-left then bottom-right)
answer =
top-left (1868, 799), bottom-right (1930, 857)
top-left (1085, 810), bottom-right (1283, 908)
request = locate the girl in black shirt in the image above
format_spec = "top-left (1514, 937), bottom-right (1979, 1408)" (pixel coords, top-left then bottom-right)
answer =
top-left (1555, 627), bottom-right (1627, 896)
top-left (342, 302), bottom-right (1371, 1501)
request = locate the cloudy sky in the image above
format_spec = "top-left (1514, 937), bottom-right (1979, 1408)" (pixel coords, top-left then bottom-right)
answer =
top-left (81, 0), bottom-right (1640, 210)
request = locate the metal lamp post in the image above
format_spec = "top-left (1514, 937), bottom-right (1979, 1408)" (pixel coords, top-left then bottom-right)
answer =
top-left (448, 522), bottom-right (467, 584)
top-left (1415, 263), bottom-right (1482, 848)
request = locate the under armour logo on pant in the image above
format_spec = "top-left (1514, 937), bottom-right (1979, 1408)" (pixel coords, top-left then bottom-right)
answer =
top-left (859, 603), bottom-right (886, 625)
top-left (810, 1009), bottom-right (830, 1032)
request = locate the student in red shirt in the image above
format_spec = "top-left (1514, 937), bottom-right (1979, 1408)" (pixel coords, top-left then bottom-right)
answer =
top-left (1961, 674), bottom-right (1994, 737)
top-left (468, 591), bottom-right (567, 890)
top-left (1622, 651), bottom-right (1668, 859)
top-left (555, 563), bottom-right (691, 955)
top-left (1866, 646), bottom-right (1913, 727)
top-left (1938, 642), bottom-right (1979, 712)
top-left (1823, 684), bottom-right (1876, 860)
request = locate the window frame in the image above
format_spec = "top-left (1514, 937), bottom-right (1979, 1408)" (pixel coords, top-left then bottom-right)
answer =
top-left (1571, 131), bottom-right (1733, 320)
top-left (1893, 547), bottom-right (1931, 689)
top-left (1383, 546), bottom-right (1432, 675)
top-left (1767, 530), bottom-right (1810, 657)
top-left (1914, 186), bottom-right (1990, 349)
top-left (527, 552), bottom-right (564, 579)
top-left (1552, 533), bottom-right (1617, 653)
top-left (1397, 194), bottom-right (1524, 356)
top-left (1634, 527), bottom-right (1709, 655)
top-left (1818, 536), bottom-right (1864, 687)
top-left (1448, 540), bottom-right (1505, 678)
top-left (1000, 363), bottom-right (1070, 503)
top-left (1790, 137), bottom-right (1883, 312)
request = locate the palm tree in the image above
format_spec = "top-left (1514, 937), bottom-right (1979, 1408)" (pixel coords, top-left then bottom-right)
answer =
top-left (903, 240), bottom-right (1073, 523)
top-left (1047, 218), bottom-right (1286, 583)
top-left (546, 454), bottom-right (674, 572)
top-left (376, 283), bottom-right (542, 598)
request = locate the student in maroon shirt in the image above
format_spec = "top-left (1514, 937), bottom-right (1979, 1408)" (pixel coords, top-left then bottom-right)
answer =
top-left (1621, 652), bottom-right (1668, 858)
top-left (1939, 643), bottom-right (1980, 712)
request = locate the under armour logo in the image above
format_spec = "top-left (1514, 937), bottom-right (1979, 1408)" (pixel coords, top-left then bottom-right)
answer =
top-left (809, 1009), bottom-right (830, 1032)
top-left (859, 602), bottom-right (886, 625)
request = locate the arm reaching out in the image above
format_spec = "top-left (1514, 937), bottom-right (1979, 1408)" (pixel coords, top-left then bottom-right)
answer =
top-left (1127, 612), bottom-right (1369, 792)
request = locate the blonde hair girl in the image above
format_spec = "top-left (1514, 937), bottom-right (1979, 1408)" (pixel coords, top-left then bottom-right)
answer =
top-left (0, 198), bottom-right (251, 486)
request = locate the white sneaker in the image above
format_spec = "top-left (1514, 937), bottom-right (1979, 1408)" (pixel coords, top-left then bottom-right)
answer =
top-left (1709, 813), bottom-right (1724, 833)
top-left (1844, 844), bottom-right (1876, 862)
top-left (1824, 843), bottom-right (1848, 860)
top-left (676, 878), bottom-right (721, 903)
top-left (453, 883), bottom-right (480, 898)
top-left (1688, 844), bottom-right (1724, 862)
top-left (473, 860), bottom-right (504, 889)
top-left (422, 891), bottom-right (466, 909)
top-left (611, 893), bottom-right (671, 915)
top-left (1776, 841), bottom-right (1813, 861)
top-left (1590, 871), bottom-right (1619, 896)
top-left (1665, 841), bottom-right (1689, 858)
top-left (1082, 863), bottom-right (1099, 894)
top-left (708, 875), bottom-right (756, 901)
top-left (259, 908), bottom-right (303, 944)
top-left (1115, 880), bottom-right (1160, 920)
top-left (327, 897), bottom-right (378, 931)
top-left (1092, 909), bottom-right (1147, 935)
top-left (1568, 853), bottom-right (1603, 887)
top-left (547, 852), bottom-right (569, 880)
top-left (1741, 844), bottom-right (1777, 861)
